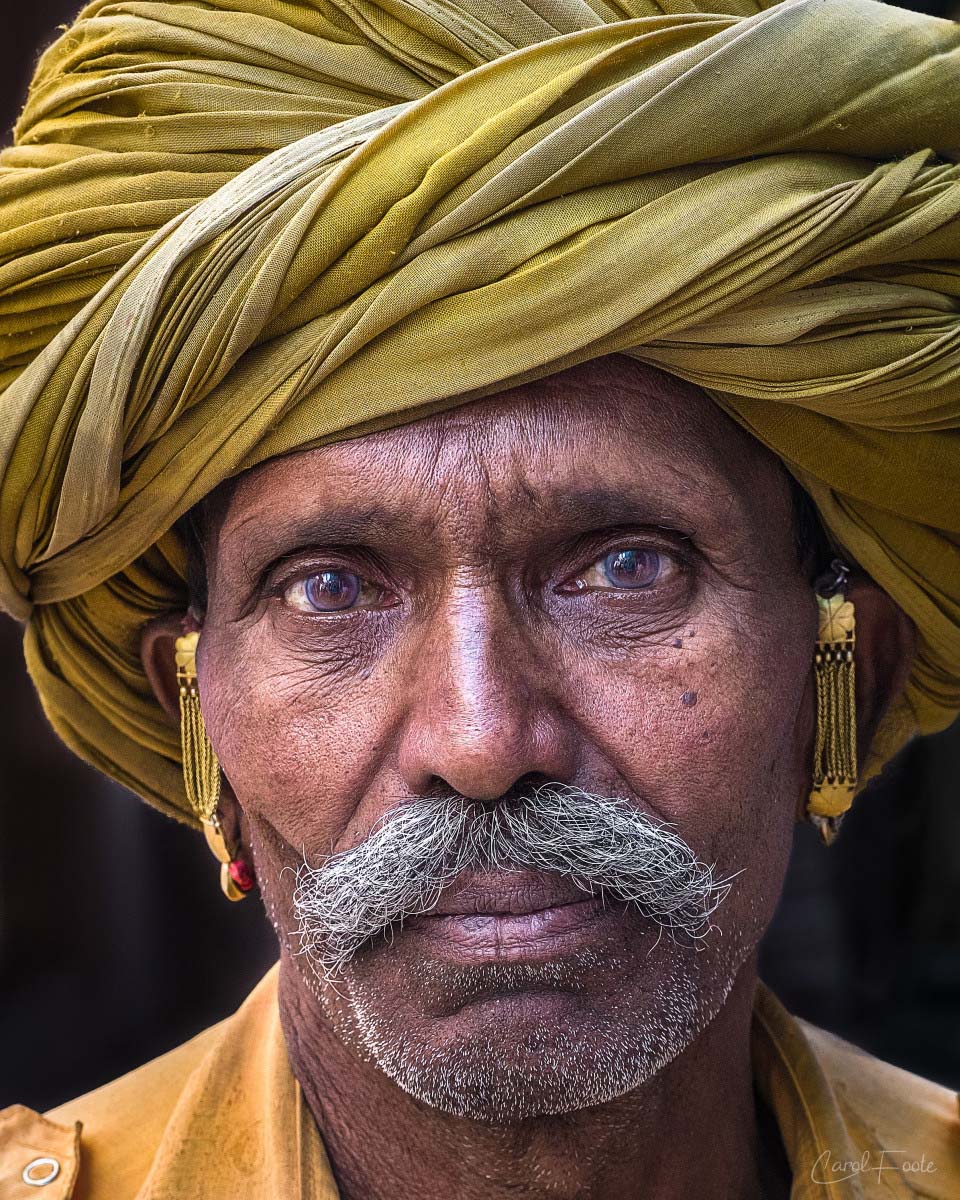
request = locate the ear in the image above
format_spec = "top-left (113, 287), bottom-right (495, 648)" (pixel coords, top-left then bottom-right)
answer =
top-left (847, 572), bottom-right (917, 772)
top-left (141, 611), bottom-right (196, 723)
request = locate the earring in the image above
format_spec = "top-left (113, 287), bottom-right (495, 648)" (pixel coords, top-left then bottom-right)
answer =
top-left (806, 560), bottom-right (857, 846)
top-left (175, 631), bottom-right (255, 901)
top-left (202, 813), bottom-right (257, 902)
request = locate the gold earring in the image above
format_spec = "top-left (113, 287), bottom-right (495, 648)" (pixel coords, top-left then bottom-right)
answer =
top-left (175, 632), bottom-right (255, 901)
top-left (201, 812), bottom-right (257, 902)
top-left (806, 560), bottom-right (857, 846)
top-left (175, 631), bottom-right (220, 822)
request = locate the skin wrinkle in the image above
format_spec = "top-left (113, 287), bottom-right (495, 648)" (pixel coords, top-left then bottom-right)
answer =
top-left (142, 355), bottom-right (915, 1200)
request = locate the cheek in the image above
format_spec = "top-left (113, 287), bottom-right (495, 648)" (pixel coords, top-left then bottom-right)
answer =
top-left (198, 623), bottom-right (397, 860)
top-left (566, 602), bottom-right (812, 912)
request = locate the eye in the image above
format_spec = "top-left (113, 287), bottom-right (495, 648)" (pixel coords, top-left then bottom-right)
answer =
top-left (569, 547), bottom-right (675, 593)
top-left (283, 569), bottom-right (386, 613)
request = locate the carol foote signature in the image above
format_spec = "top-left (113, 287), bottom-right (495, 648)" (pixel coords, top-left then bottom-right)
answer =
top-left (812, 1148), bottom-right (936, 1185)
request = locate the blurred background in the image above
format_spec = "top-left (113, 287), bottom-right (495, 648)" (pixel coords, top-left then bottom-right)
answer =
top-left (3, 0), bottom-right (960, 1113)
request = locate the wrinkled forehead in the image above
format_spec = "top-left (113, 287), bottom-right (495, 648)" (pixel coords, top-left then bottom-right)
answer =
top-left (208, 357), bottom-right (798, 565)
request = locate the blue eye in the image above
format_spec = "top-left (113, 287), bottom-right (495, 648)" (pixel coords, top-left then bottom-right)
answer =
top-left (306, 571), bottom-right (360, 610)
top-left (566, 547), bottom-right (674, 594)
top-left (601, 549), bottom-right (663, 589)
top-left (285, 569), bottom-right (366, 613)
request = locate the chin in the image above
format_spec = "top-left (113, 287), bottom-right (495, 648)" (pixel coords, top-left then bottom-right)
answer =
top-left (326, 943), bottom-right (736, 1123)
top-left (367, 1018), bottom-right (693, 1122)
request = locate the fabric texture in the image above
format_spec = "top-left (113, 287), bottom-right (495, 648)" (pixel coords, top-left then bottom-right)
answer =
top-left (2, 0), bottom-right (960, 818)
top-left (0, 967), bottom-right (950, 1198)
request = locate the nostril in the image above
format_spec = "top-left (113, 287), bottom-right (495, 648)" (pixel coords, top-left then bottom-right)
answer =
top-left (425, 770), bottom-right (562, 806)
top-left (496, 771), bottom-right (561, 805)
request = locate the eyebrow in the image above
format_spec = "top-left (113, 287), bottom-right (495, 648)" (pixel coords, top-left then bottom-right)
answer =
top-left (224, 479), bottom-right (708, 578)
top-left (507, 484), bottom-right (701, 539)
top-left (228, 504), bottom-right (418, 576)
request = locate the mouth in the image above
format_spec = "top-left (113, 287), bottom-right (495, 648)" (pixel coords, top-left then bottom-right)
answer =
top-left (399, 871), bottom-right (631, 964)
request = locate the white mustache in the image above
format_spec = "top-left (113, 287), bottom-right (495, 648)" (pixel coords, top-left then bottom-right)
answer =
top-left (292, 784), bottom-right (735, 979)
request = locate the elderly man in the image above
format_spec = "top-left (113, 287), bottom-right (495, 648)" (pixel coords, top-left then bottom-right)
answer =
top-left (1, 0), bottom-right (960, 1196)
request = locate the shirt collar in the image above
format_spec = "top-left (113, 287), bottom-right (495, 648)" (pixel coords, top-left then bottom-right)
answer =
top-left (129, 967), bottom-right (919, 1200)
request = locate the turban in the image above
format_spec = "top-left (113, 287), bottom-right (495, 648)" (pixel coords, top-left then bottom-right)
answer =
top-left (2, 0), bottom-right (960, 822)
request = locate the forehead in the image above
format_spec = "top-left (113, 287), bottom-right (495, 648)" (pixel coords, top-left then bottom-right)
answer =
top-left (214, 356), bottom-right (794, 555)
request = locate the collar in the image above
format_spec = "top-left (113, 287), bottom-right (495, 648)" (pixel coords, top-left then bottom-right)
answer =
top-left (73, 968), bottom-right (943, 1198)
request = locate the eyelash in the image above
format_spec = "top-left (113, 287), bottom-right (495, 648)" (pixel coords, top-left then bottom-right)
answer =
top-left (557, 545), bottom-right (684, 596)
top-left (283, 570), bottom-right (393, 614)
top-left (274, 541), bottom-right (689, 617)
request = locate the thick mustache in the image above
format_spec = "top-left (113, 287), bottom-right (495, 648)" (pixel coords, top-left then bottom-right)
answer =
top-left (292, 784), bottom-right (735, 980)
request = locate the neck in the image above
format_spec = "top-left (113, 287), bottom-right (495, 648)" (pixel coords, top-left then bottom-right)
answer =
top-left (279, 953), bottom-right (786, 1200)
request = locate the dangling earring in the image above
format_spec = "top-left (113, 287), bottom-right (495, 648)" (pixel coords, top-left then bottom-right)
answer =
top-left (175, 631), bottom-right (256, 901)
top-left (201, 813), bottom-right (257, 902)
top-left (806, 559), bottom-right (857, 846)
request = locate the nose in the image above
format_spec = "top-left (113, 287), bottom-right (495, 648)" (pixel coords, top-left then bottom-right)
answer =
top-left (396, 581), bottom-right (576, 800)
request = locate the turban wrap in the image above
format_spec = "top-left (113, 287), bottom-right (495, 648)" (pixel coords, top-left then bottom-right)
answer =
top-left (2, 0), bottom-right (960, 821)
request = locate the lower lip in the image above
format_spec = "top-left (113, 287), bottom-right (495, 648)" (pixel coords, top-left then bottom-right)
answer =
top-left (404, 896), bottom-right (629, 963)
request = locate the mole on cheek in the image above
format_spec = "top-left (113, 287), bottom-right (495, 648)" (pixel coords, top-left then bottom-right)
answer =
top-left (681, 690), bottom-right (699, 707)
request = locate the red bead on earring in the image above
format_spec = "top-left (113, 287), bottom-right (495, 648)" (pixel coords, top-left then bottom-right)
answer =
top-left (227, 856), bottom-right (256, 896)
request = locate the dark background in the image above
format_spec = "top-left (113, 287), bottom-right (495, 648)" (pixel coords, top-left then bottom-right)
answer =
top-left (2, 1), bottom-right (960, 1113)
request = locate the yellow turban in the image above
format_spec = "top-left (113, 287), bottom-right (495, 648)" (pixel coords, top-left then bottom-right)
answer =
top-left (2, 0), bottom-right (960, 821)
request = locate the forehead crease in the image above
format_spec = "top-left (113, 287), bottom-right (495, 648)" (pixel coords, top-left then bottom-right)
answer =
top-left (425, 394), bottom-right (762, 525)
top-left (216, 367), bottom-right (789, 553)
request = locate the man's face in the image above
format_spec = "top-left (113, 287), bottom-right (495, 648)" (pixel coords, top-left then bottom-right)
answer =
top-left (196, 355), bottom-right (816, 1120)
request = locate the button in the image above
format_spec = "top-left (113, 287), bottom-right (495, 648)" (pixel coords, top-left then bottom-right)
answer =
top-left (22, 1156), bottom-right (60, 1187)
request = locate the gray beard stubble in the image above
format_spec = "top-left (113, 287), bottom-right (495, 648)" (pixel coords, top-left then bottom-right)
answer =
top-left (290, 784), bottom-right (740, 1120)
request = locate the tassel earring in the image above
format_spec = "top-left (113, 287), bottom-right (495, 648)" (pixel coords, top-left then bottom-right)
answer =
top-left (175, 631), bottom-right (255, 901)
top-left (806, 560), bottom-right (857, 846)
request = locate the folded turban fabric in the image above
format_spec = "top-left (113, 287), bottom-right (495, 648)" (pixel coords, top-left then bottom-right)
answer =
top-left (2, 0), bottom-right (960, 821)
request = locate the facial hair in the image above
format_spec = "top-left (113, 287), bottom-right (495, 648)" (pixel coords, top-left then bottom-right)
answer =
top-left (286, 784), bottom-right (744, 1121)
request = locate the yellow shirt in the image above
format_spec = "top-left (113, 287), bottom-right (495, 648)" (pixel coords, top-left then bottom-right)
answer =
top-left (1, 968), bottom-right (957, 1199)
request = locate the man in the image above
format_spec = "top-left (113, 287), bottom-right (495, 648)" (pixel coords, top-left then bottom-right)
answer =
top-left (0, 0), bottom-right (959, 1197)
